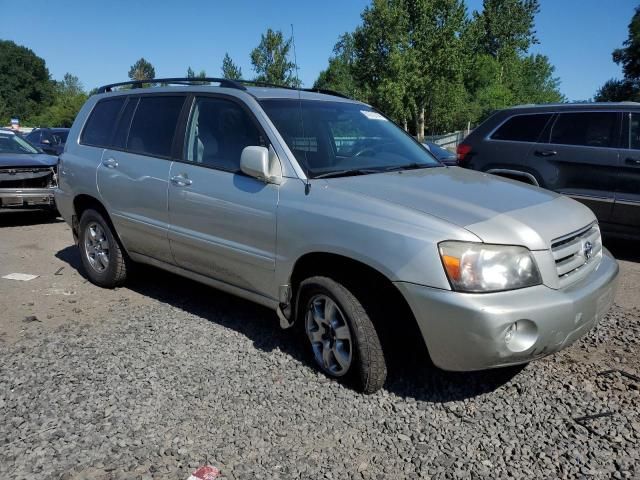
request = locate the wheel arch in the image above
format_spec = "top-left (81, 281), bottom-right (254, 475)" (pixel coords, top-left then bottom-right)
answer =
top-left (485, 168), bottom-right (541, 186)
top-left (288, 252), bottom-right (428, 356)
top-left (72, 194), bottom-right (128, 255)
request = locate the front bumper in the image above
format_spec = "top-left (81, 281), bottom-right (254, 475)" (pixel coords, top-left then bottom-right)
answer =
top-left (0, 187), bottom-right (56, 208)
top-left (395, 248), bottom-right (619, 371)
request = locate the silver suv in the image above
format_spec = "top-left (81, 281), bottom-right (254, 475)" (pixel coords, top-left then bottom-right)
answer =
top-left (55, 78), bottom-right (619, 393)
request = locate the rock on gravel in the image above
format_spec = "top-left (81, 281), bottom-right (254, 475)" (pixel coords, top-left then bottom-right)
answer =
top-left (1, 288), bottom-right (639, 479)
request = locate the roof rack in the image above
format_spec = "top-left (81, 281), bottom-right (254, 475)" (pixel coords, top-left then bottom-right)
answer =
top-left (96, 77), bottom-right (247, 93)
top-left (96, 77), bottom-right (352, 100)
top-left (234, 79), bottom-right (351, 99)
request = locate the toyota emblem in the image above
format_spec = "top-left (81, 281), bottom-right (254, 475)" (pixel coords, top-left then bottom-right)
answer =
top-left (583, 240), bottom-right (593, 260)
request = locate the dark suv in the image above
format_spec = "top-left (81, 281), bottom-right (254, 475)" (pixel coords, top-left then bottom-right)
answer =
top-left (458, 103), bottom-right (640, 238)
top-left (26, 128), bottom-right (70, 156)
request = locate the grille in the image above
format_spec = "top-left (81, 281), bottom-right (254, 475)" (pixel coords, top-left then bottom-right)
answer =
top-left (0, 167), bottom-right (57, 189)
top-left (551, 223), bottom-right (602, 287)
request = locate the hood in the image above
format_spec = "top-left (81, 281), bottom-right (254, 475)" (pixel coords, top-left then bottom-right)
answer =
top-left (325, 166), bottom-right (596, 250)
top-left (0, 153), bottom-right (58, 168)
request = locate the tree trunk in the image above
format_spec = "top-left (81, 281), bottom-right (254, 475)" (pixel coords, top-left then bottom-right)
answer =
top-left (416, 107), bottom-right (425, 142)
top-left (403, 118), bottom-right (408, 131)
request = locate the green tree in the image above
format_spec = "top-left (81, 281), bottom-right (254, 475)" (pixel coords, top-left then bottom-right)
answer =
top-left (353, 0), bottom-right (411, 127)
top-left (595, 78), bottom-right (640, 102)
top-left (595, 6), bottom-right (640, 101)
top-left (352, 0), bottom-right (468, 138)
top-left (221, 53), bottom-right (243, 80)
top-left (314, 33), bottom-right (362, 99)
top-left (314, 0), bottom-right (563, 134)
top-left (464, 0), bottom-right (563, 122)
top-left (469, 0), bottom-right (539, 60)
top-left (250, 29), bottom-right (300, 87)
top-left (405, 0), bottom-right (469, 137)
top-left (128, 57), bottom-right (156, 82)
top-left (187, 67), bottom-right (208, 84)
top-left (0, 40), bottom-right (54, 125)
top-left (613, 6), bottom-right (640, 80)
top-left (30, 73), bottom-right (88, 127)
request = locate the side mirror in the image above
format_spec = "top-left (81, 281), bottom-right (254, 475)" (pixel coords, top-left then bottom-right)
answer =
top-left (41, 139), bottom-right (51, 145)
top-left (240, 146), bottom-right (271, 182)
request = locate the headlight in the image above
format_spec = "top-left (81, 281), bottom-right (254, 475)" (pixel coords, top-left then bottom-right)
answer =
top-left (439, 241), bottom-right (542, 293)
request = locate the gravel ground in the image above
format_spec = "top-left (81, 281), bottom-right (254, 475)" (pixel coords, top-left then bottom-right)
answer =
top-left (1, 212), bottom-right (639, 479)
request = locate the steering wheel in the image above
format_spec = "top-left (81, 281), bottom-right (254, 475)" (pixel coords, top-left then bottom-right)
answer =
top-left (353, 141), bottom-right (395, 158)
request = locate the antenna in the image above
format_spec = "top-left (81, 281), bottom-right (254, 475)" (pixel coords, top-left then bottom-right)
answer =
top-left (291, 23), bottom-right (311, 194)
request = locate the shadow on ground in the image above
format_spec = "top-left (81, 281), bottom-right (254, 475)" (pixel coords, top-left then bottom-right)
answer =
top-left (0, 210), bottom-right (62, 227)
top-left (604, 236), bottom-right (640, 263)
top-left (55, 244), bottom-right (521, 403)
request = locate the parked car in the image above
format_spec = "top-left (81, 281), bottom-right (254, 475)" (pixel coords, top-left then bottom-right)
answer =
top-left (55, 78), bottom-right (618, 393)
top-left (25, 127), bottom-right (70, 156)
top-left (457, 103), bottom-right (640, 239)
top-left (422, 141), bottom-right (457, 165)
top-left (0, 129), bottom-right (58, 211)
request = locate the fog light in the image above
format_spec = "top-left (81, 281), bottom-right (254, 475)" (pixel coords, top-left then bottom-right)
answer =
top-left (505, 323), bottom-right (517, 343)
top-left (504, 319), bottom-right (538, 353)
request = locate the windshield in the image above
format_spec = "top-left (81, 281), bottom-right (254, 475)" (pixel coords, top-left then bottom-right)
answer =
top-left (260, 99), bottom-right (441, 178)
top-left (0, 132), bottom-right (40, 154)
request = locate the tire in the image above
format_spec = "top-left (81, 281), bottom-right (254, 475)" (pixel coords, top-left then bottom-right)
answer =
top-left (78, 209), bottom-right (128, 288)
top-left (299, 276), bottom-right (387, 394)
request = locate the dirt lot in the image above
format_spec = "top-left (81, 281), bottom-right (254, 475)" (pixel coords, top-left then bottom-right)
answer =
top-left (1, 211), bottom-right (639, 479)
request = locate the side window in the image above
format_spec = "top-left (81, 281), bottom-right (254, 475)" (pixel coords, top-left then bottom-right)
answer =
top-left (550, 112), bottom-right (617, 148)
top-left (127, 96), bottom-right (185, 157)
top-left (183, 97), bottom-right (263, 171)
top-left (629, 113), bottom-right (640, 149)
top-left (490, 114), bottom-right (552, 142)
top-left (81, 98), bottom-right (125, 147)
top-left (111, 98), bottom-right (139, 149)
top-left (42, 131), bottom-right (56, 145)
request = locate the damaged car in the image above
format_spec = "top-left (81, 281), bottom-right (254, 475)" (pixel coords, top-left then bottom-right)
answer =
top-left (0, 129), bottom-right (59, 212)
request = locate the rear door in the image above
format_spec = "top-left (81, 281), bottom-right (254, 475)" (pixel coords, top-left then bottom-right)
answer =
top-left (482, 112), bottom-right (555, 184)
top-left (96, 94), bottom-right (186, 263)
top-left (611, 112), bottom-right (640, 228)
top-left (543, 111), bottom-right (620, 222)
top-left (167, 95), bottom-right (278, 297)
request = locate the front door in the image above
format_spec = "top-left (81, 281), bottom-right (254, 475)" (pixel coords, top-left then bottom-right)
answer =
top-left (611, 112), bottom-right (640, 229)
top-left (168, 95), bottom-right (278, 298)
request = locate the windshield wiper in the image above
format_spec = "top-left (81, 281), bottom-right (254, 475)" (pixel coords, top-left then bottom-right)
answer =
top-left (312, 168), bottom-right (384, 179)
top-left (382, 163), bottom-right (434, 172)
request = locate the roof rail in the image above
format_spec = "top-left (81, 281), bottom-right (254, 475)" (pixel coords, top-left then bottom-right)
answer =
top-left (303, 88), bottom-right (351, 99)
top-left (234, 79), bottom-right (352, 99)
top-left (96, 77), bottom-right (352, 100)
top-left (96, 77), bottom-right (247, 94)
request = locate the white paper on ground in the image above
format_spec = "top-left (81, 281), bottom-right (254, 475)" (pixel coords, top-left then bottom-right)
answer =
top-left (2, 273), bottom-right (39, 281)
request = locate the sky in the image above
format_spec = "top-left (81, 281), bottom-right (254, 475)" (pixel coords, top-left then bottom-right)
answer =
top-left (0, 0), bottom-right (636, 101)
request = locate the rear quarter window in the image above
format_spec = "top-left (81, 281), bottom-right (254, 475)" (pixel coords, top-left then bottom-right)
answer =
top-left (81, 98), bottom-right (126, 147)
top-left (490, 114), bottom-right (553, 142)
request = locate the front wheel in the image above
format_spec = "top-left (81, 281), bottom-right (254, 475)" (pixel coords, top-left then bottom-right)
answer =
top-left (78, 209), bottom-right (128, 288)
top-left (299, 276), bottom-right (387, 394)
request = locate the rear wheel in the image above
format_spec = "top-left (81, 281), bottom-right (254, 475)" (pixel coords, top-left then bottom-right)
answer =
top-left (78, 209), bottom-right (128, 288)
top-left (299, 276), bottom-right (387, 393)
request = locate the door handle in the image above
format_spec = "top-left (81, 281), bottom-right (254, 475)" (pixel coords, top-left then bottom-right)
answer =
top-left (170, 175), bottom-right (193, 187)
top-left (103, 158), bottom-right (118, 169)
top-left (625, 157), bottom-right (640, 166)
top-left (534, 150), bottom-right (557, 157)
